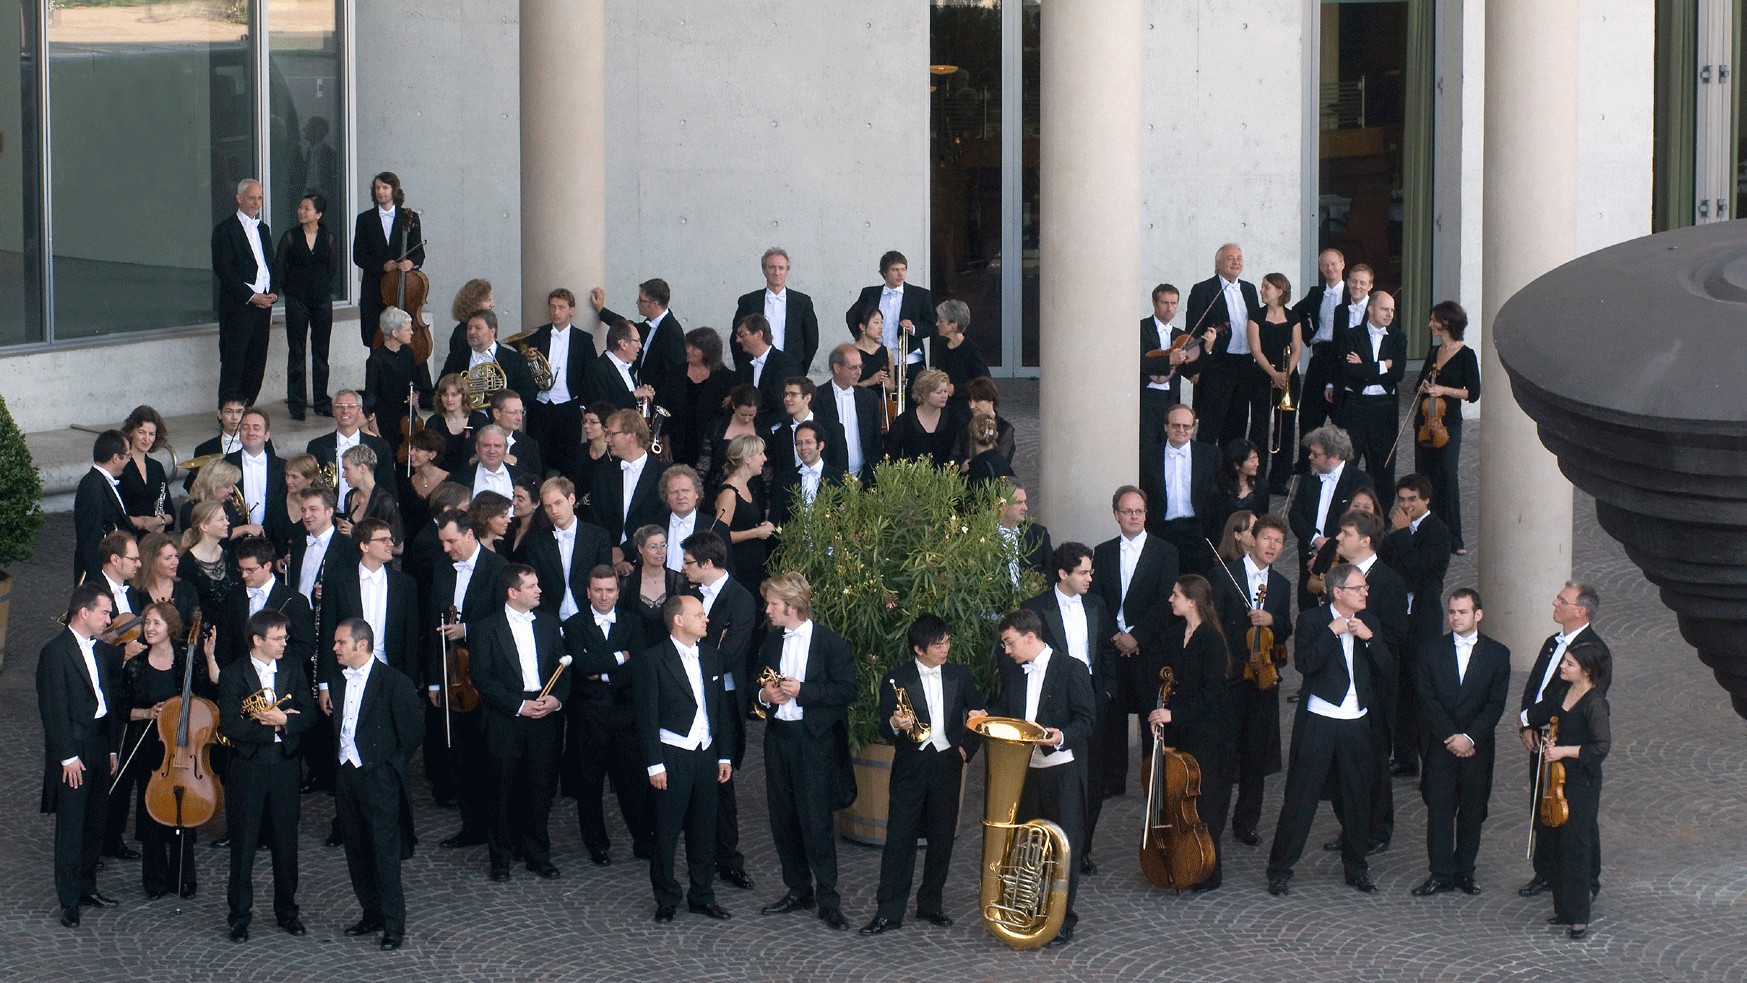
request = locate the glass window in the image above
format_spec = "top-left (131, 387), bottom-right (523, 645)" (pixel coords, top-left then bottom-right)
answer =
top-left (268, 0), bottom-right (345, 298)
top-left (47, 0), bottom-right (256, 340)
top-left (0, 0), bottom-right (35, 345)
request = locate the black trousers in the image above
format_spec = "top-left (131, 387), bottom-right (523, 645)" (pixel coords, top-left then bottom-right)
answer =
top-left (530, 398), bottom-right (583, 482)
top-left (567, 701), bottom-right (653, 857)
top-left (874, 746), bottom-right (964, 921)
top-left (359, 287), bottom-right (384, 348)
top-left (1341, 393), bottom-right (1399, 509)
top-left (765, 720), bottom-right (841, 908)
top-left (1194, 353), bottom-right (1244, 449)
top-left (714, 692), bottom-right (747, 873)
top-left (440, 707), bottom-right (490, 838)
top-left (423, 702), bottom-right (454, 802)
top-left (1184, 742), bottom-right (1235, 888)
top-left (51, 732), bottom-right (112, 909)
top-left (104, 724), bottom-right (150, 850)
top-left (285, 294), bottom-right (333, 415)
top-left (1158, 517), bottom-right (1212, 579)
top-left (1414, 422), bottom-right (1464, 550)
top-left (1294, 343), bottom-right (1341, 471)
top-left (336, 761), bottom-right (408, 935)
top-left (1082, 694), bottom-right (1114, 857)
top-left (1421, 739), bottom-right (1494, 880)
top-left (1362, 702), bottom-right (1396, 847)
top-left (1267, 711), bottom-right (1374, 881)
top-left (1529, 753), bottom-right (1601, 893)
top-left (650, 744), bottom-right (719, 909)
top-left (127, 733), bottom-right (199, 895)
top-left (1015, 759), bottom-right (1083, 932)
top-left (1393, 638), bottom-right (1425, 768)
top-left (1232, 683), bottom-right (1281, 835)
top-left (1543, 781), bottom-right (1600, 925)
top-left (303, 694), bottom-right (336, 791)
top-left (486, 706), bottom-right (562, 872)
top-left (218, 302), bottom-right (271, 405)
top-left (225, 751), bottom-right (300, 927)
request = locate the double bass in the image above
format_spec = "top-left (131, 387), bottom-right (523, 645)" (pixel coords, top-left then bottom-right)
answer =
top-left (373, 216), bottom-right (431, 365)
top-left (144, 612), bottom-right (222, 831)
top-left (1138, 666), bottom-right (1216, 890)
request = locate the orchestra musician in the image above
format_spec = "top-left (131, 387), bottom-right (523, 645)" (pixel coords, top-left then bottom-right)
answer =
top-left (732, 247), bottom-right (821, 372)
top-left (181, 396), bottom-right (251, 493)
top-left (1523, 638), bottom-right (1611, 941)
top-left (1091, 486), bottom-right (1178, 797)
top-left (74, 431), bottom-right (132, 589)
top-left (211, 179), bottom-right (276, 405)
top-left (351, 171), bottom-right (424, 347)
top-left (582, 319), bottom-right (656, 412)
top-left (439, 309), bottom-right (538, 406)
top-left (117, 406), bottom-right (172, 535)
top-left (466, 390), bottom-right (544, 479)
top-left (814, 344), bottom-right (884, 481)
top-left (560, 566), bottom-right (652, 866)
top-left (845, 251), bottom-right (934, 384)
top-left (276, 192), bottom-right (339, 421)
top-left (525, 477), bottom-right (614, 622)
top-left (223, 407), bottom-right (280, 544)
top-left (732, 315), bottom-right (799, 423)
top-left (591, 279), bottom-right (687, 407)
top-left (307, 391), bottom-right (396, 512)
top-left (1185, 244), bottom-right (1264, 456)
top-left (526, 288), bottom-right (597, 480)
top-left (427, 509), bottom-right (507, 850)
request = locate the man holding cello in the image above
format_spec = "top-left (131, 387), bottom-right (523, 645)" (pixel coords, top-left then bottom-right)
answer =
top-left (353, 172), bottom-right (425, 348)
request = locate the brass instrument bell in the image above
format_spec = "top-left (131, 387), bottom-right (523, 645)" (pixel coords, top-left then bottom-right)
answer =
top-left (462, 361), bottom-right (507, 410)
top-left (891, 679), bottom-right (931, 745)
top-left (750, 666), bottom-right (786, 719)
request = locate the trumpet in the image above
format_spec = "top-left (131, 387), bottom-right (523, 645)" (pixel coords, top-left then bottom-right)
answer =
top-left (240, 689), bottom-right (291, 717)
top-left (750, 666), bottom-right (787, 719)
top-left (891, 679), bottom-right (931, 745)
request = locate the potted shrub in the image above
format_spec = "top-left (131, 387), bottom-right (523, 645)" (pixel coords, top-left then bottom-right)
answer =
top-left (767, 457), bottom-right (1041, 845)
top-left (0, 394), bottom-right (46, 670)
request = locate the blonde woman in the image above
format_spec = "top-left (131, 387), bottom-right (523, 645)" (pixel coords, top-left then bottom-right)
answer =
top-left (339, 443), bottom-right (403, 549)
top-left (715, 433), bottom-right (775, 583)
top-left (177, 500), bottom-right (238, 634)
top-left (887, 367), bottom-right (964, 468)
top-left (178, 460), bottom-right (251, 539)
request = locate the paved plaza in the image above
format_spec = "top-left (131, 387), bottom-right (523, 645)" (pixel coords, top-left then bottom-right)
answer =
top-left (3, 394), bottom-right (1744, 982)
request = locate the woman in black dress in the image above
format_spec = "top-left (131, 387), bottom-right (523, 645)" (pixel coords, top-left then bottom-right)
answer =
top-left (178, 460), bottom-right (249, 540)
top-left (364, 306), bottom-right (430, 448)
top-left (850, 304), bottom-right (895, 391)
top-left (570, 402), bottom-right (619, 504)
top-left (1526, 640), bottom-right (1611, 940)
top-left (338, 444), bottom-right (403, 550)
top-left (120, 603), bottom-right (204, 897)
top-left (471, 491), bottom-right (514, 555)
top-left (1145, 574), bottom-right (1239, 891)
top-left (675, 327), bottom-right (736, 469)
top-left (887, 368), bottom-right (965, 469)
top-left (177, 501), bottom-right (237, 694)
top-left (1215, 438), bottom-right (1264, 533)
top-left (132, 532), bottom-right (200, 632)
top-left (699, 387), bottom-right (763, 495)
top-left (1245, 273), bottom-right (1303, 492)
top-left (930, 299), bottom-right (989, 413)
top-left (398, 429), bottom-right (450, 537)
top-left (1411, 301), bottom-right (1480, 554)
top-left (715, 434), bottom-right (775, 585)
top-left (428, 373), bottom-right (476, 474)
top-left (964, 414), bottom-right (1015, 490)
top-left (274, 193), bottom-right (339, 420)
top-left (507, 474), bottom-right (551, 561)
top-left (265, 454), bottom-right (318, 560)
top-left (621, 525), bottom-right (687, 643)
top-left (950, 376), bottom-right (1016, 467)
top-left (119, 405), bottom-right (172, 536)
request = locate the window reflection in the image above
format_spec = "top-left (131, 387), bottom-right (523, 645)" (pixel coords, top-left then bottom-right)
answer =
top-left (269, 0), bottom-right (344, 298)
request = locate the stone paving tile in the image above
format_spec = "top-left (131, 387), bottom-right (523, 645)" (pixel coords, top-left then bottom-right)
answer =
top-left (2, 397), bottom-right (1745, 982)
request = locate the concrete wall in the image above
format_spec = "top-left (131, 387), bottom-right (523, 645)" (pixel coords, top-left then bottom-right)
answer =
top-left (601, 1), bottom-right (931, 376)
top-left (1575, 0), bottom-right (1654, 254)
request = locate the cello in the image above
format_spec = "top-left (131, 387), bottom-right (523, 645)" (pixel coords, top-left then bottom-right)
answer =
top-left (373, 217), bottom-right (431, 365)
top-left (1138, 666), bottom-right (1217, 890)
top-left (144, 611), bottom-right (222, 831)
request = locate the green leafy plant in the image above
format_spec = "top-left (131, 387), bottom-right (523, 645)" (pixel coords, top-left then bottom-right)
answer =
top-left (0, 394), bottom-right (45, 565)
top-left (768, 458), bottom-right (1041, 751)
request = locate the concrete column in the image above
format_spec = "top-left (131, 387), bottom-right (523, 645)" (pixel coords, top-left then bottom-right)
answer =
top-left (520, 0), bottom-right (606, 328)
top-left (1478, 0), bottom-right (1577, 670)
top-left (1037, 0), bottom-right (1142, 544)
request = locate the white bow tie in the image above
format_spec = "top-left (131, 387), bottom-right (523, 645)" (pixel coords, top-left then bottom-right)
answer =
top-left (453, 560), bottom-right (473, 573)
top-left (1321, 472), bottom-right (1338, 484)
top-left (1063, 595), bottom-right (1082, 608)
top-left (506, 609), bottom-right (536, 625)
top-left (783, 628), bottom-right (802, 639)
top-left (621, 460), bottom-right (635, 472)
top-left (1554, 633), bottom-right (1570, 646)
top-left (307, 534), bottom-right (324, 547)
top-left (917, 666), bottom-right (941, 680)
top-left (248, 587), bottom-right (268, 601)
top-left (882, 286), bottom-right (900, 297)
top-left (556, 526), bottom-right (574, 541)
top-left (594, 612), bottom-right (615, 629)
top-left (801, 465), bottom-right (821, 478)
top-left (1021, 661), bottom-right (1044, 677)
top-left (343, 665), bottom-right (368, 681)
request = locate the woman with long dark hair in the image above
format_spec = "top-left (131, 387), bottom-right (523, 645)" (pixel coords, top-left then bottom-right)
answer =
top-left (675, 327), bottom-right (736, 468)
top-left (275, 192), bottom-right (338, 420)
top-left (1525, 640), bottom-right (1611, 940)
top-left (1411, 300), bottom-right (1480, 554)
top-left (119, 405), bottom-right (172, 535)
top-left (1215, 437), bottom-right (1264, 532)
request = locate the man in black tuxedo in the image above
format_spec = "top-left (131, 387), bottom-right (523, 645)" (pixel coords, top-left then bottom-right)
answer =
top-left (439, 309), bottom-right (539, 407)
top-left (770, 422), bottom-right (847, 527)
top-left (732, 315), bottom-right (800, 423)
top-left (998, 485), bottom-right (1052, 584)
top-left (1137, 404), bottom-right (1221, 576)
top-left (1411, 589), bottom-right (1510, 897)
top-left (471, 564), bottom-right (570, 881)
top-left (985, 609), bottom-right (1096, 946)
top-left (217, 608), bottom-right (316, 941)
top-left (225, 407), bottom-right (284, 544)
top-left (581, 319), bottom-right (657, 411)
top-left (1139, 283), bottom-right (1214, 446)
top-left (816, 344), bottom-right (884, 480)
top-left (1209, 513), bottom-right (1294, 846)
top-left (654, 466), bottom-right (732, 575)
top-left (635, 595), bottom-right (733, 922)
top-left (591, 409), bottom-right (668, 551)
top-left (1092, 486), bottom-right (1178, 797)
top-left (287, 487), bottom-right (358, 613)
top-left (768, 377), bottom-right (849, 474)
top-left (90, 532), bottom-right (145, 662)
top-left (182, 396), bottom-right (251, 492)
top-left (212, 178), bottom-right (276, 404)
top-left (1289, 424), bottom-right (1374, 609)
top-left (525, 477), bottom-right (614, 621)
top-left (680, 531), bottom-right (758, 891)
top-left (467, 390), bottom-right (545, 479)
top-left (1337, 290), bottom-right (1407, 504)
top-left (526, 288), bottom-right (597, 479)
top-left (1185, 243), bottom-right (1265, 451)
top-left (1021, 543), bottom-right (1118, 875)
top-left (1288, 250), bottom-right (1351, 478)
top-left (38, 585), bottom-right (123, 927)
top-left (1383, 474), bottom-right (1452, 776)
top-left (452, 426), bottom-right (527, 502)
top-left (1327, 263), bottom-right (1376, 417)
top-left (352, 171), bottom-right (424, 347)
top-left (860, 615), bottom-right (983, 935)
top-left (328, 618), bottom-right (424, 950)
top-left (1516, 582), bottom-right (1608, 899)
top-left (311, 517), bottom-right (403, 809)
top-left (306, 391), bottom-right (396, 509)
top-left (755, 573), bottom-right (859, 931)
top-left (733, 247), bottom-right (820, 372)
top-left (590, 278), bottom-right (686, 407)
top-left (560, 566), bottom-right (651, 865)
top-left (228, 537), bottom-right (316, 676)
top-left (845, 250), bottom-right (934, 382)
top-left (427, 510), bottom-right (508, 849)
top-left (74, 431), bottom-right (131, 588)
top-left (1265, 562), bottom-right (1393, 896)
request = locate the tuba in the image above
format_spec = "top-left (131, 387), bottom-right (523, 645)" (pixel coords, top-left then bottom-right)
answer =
top-left (502, 329), bottom-right (556, 393)
top-left (972, 716), bottom-right (1072, 949)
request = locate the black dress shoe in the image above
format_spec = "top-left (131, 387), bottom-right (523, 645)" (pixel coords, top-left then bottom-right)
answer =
top-left (688, 902), bottom-right (732, 920)
top-left (104, 846), bottom-right (142, 861)
top-left (917, 910), bottom-right (953, 927)
top-left (761, 893), bottom-right (815, 915)
top-left (1323, 837), bottom-right (1344, 852)
top-left (230, 923), bottom-right (249, 943)
top-left (529, 862), bottom-right (561, 880)
top-left (1388, 760), bottom-right (1419, 778)
top-left (288, 411), bottom-right (307, 422)
top-left (1519, 877), bottom-right (1551, 897)
top-left (1191, 879), bottom-right (1221, 893)
top-left (1044, 927), bottom-right (1074, 947)
top-left (819, 907), bottom-right (848, 930)
top-left (380, 934), bottom-right (403, 951)
top-left (1231, 826), bottom-right (1260, 846)
top-left (60, 907), bottom-right (81, 928)
top-left (345, 917), bottom-right (384, 936)
top-left (633, 844), bottom-right (653, 861)
top-left (1567, 926), bottom-right (1589, 941)
top-left (441, 832), bottom-right (487, 849)
top-left (278, 915), bottom-right (307, 936)
top-left (1268, 878), bottom-right (1290, 896)
top-left (1411, 877), bottom-right (1454, 896)
top-left (211, 837), bottom-right (231, 849)
top-left (146, 889), bottom-right (167, 901)
top-left (1079, 856), bottom-right (1099, 875)
top-left (653, 906), bottom-right (676, 923)
top-left (78, 891), bottom-right (120, 908)
top-left (1365, 839), bottom-right (1389, 857)
top-left (489, 868), bottom-right (511, 882)
top-left (860, 916), bottom-right (901, 935)
top-left (325, 830), bottom-right (344, 848)
top-left (589, 852), bottom-right (611, 866)
top-left (179, 884), bottom-right (198, 899)
top-left (1345, 874), bottom-right (1377, 894)
top-left (1547, 916), bottom-right (1572, 925)
top-left (718, 868), bottom-right (755, 890)
top-left (1455, 876), bottom-right (1481, 895)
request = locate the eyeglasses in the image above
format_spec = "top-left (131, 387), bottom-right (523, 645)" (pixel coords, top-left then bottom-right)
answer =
top-left (367, 535), bottom-right (394, 545)
top-left (333, 402), bottom-right (361, 411)
top-left (1334, 584), bottom-right (1370, 593)
top-left (602, 430), bottom-right (624, 438)
top-left (1115, 509), bottom-right (1146, 518)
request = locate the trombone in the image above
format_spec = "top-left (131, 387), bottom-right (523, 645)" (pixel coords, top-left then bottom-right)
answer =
top-left (1268, 335), bottom-right (1297, 456)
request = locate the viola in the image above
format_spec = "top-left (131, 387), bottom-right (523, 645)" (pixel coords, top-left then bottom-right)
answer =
top-left (1242, 583), bottom-right (1282, 691)
top-left (439, 605), bottom-right (480, 747)
top-left (1537, 716), bottom-right (1570, 828)
top-left (1143, 332), bottom-right (1203, 385)
top-left (1416, 361), bottom-right (1450, 449)
top-left (374, 214), bottom-right (432, 364)
top-left (143, 611), bottom-right (221, 830)
top-left (1138, 666), bottom-right (1216, 890)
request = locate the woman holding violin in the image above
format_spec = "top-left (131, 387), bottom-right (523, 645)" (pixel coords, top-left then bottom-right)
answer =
top-left (428, 373), bottom-right (476, 474)
top-left (1410, 301), bottom-right (1480, 555)
top-left (120, 603), bottom-right (214, 898)
top-left (1524, 640), bottom-right (1611, 940)
top-left (275, 192), bottom-right (338, 421)
top-left (363, 306), bottom-right (430, 447)
top-left (1145, 575), bottom-right (1239, 891)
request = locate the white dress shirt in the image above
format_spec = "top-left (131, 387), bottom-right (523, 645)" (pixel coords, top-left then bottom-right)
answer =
top-left (250, 656), bottom-right (283, 741)
top-left (104, 573), bottom-right (133, 617)
top-left (607, 349), bottom-right (637, 394)
top-left (451, 549), bottom-right (477, 612)
top-left (1147, 318), bottom-right (1175, 391)
top-left (1164, 442), bottom-right (1195, 521)
top-left (591, 607), bottom-right (625, 683)
top-left (665, 511), bottom-right (696, 572)
top-left (1521, 624), bottom-right (1587, 726)
top-left (237, 211), bottom-right (270, 294)
top-left (1022, 648), bottom-right (1073, 768)
top-left (468, 344), bottom-right (500, 371)
top-left (247, 576), bottom-right (275, 617)
top-left (1361, 323), bottom-right (1390, 395)
top-left (553, 520), bottom-right (581, 620)
top-left (1116, 531), bottom-right (1146, 630)
top-left (1243, 554), bottom-right (1270, 604)
top-left (749, 349), bottom-right (770, 388)
top-left (914, 660), bottom-right (950, 753)
top-left (338, 656), bottom-right (374, 768)
top-left (1347, 295), bottom-right (1371, 330)
top-left (773, 620), bottom-right (813, 722)
top-left (620, 453), bottom-right (648, 525)
top-left (798, 462), bottom-right (824, 504)
top-left (651, 640), bottom-right (717, 773)
top-left (1453, 630), bottom-right (1477, 685)
top-left (505, 606), bottom-right (542, 691)
top-left (1305, 609), bottom-right (1366, 720)
top-left (778, 411), bottom-right (814, 467)
top-left (1054, 588), bottom-right (1091, 673)
top-left (92, 464), bottom-right (125, 512)
top-left (332, 430), bottom-right (361, 506)
top-left (878, 285), bottom-right (904, 352)
top-left (61, 630), bottom-right (110, 764)
top-left (1220, 277), bottom-right (1250, 354)
top-left (377, 206), bottom-right (396, 248)
top-left (1314, 283), bottom-right (1343, 344)
top-left (764, 288), bottom-right (788, 352)
top-left (1313, 460), bottom-right (1347, 539)
top-left (359, 562), bottom-right (390, 663)
top-left (299, 527), bottom-right (334, 602)
top-left (472, 463), bottom-right (513, 500)
top-left (831, 383), bottom-right (865, 475)
top-left (540, 326), bottom-right (574, 404)
top-left (239, 449), bottom-right (268, 525)
top-left (641, 311), bottom-right (667, 369)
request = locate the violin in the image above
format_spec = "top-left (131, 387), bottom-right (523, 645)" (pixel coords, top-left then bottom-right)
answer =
top-left (438, 605), bottom-right (480, 747)
top-left (144, 611), bottom-right (222, 830)
top-left (1537, 716), bottom-right (1570, 828)
top-left (1242, 583), bottom-right (1282, 691)
top-left (1138, 666), bottom-right (1216, 890)
top-left (374, 214), bottom-right (432, 365)
top-left (97, 613), bottom-right (147, 646)
top-left (1416, 361), bottom-right (1449, 449)
top-left (1143, 331), bottom-right (1204, 385)
top-left (396, 381), bottom-right (419, 470)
